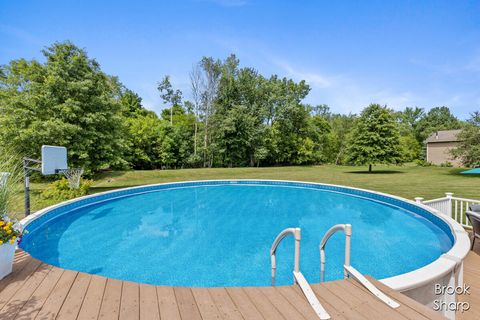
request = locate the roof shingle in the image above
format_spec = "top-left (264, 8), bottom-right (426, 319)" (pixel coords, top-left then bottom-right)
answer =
top-left (425, 129), bottom-right (462, 143)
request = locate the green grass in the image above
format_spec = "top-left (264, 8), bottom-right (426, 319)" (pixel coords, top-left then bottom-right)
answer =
top-left (10, 163), bottom-right (480, 220)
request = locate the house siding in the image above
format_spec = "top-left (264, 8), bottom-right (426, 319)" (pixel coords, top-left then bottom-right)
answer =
top-left (426, 141), bottom-right (462, 166)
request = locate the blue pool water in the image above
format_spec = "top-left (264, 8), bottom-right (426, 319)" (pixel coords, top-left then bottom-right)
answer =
top-left (21, 181), bottom-right (453, 287)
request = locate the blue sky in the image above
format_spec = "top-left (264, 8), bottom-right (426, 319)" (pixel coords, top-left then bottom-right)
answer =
top-left (1, 1), bottom-right (479, 118)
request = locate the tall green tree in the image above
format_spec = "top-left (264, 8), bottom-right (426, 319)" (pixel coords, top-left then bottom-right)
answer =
top-left (395, 107), bottom-right (424, 161)
top-left (325, 113), bottom-right (356, 164)
top-left (213, 65), bottom-right (269, 167)
top-left (415, 106), bottom-right (462, 142)
top-left (452, 112), bottom-right (480, 167)
top-left (0, 41), bottom-right (127, 172)
top-left (268, 77), bottom-right (312, 164)
top-left (157, 76), bottom-right (183, 125)
top-left (125, 114), bottom-right (164, 169)
top-left (347, 104), bottom-right (402, 172)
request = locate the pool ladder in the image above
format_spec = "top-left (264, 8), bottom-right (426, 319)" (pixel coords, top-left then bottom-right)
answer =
top-left (270, 224), bottom-right (400, 320)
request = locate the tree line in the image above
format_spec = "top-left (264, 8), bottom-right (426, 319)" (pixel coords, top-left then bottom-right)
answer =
top-left (0, 41), bottom-right (478, 173)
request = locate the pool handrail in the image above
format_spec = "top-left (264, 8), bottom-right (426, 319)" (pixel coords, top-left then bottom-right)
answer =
top-left (270, 227), bottom-right (301, 285)
top-left (319, 224), bottom-right (352, 281)
top-left (319, 224), bottom-right (400, 309)
top-left (271, 227), bottom-right (331, 320)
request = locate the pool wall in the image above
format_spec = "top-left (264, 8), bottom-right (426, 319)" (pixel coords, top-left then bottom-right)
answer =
top-left (20, 180), bottom-right (470, 319)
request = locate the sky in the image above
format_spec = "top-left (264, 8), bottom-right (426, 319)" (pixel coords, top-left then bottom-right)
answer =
top-left (1, 0), bottom-right (479, 119)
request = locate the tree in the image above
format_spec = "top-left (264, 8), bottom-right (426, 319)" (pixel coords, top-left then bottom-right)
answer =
top-left (121, 88), bottom-right (155, 117)
top-left (347, 104), bottom-right (402, 172)
top-left (396, 107), bottom-right (424, 136)
top-left (452, 112), bottom-right (480, 167)
top-left (157, 76), bottom-right (182, 125)
top-left (0, 41), bottom-right (127, 173)
top-left (415, 106), bottom-right (462, 142)
top-left (199, 57), bottom-right (222, 167)
top-left (326, 113), bottom-right (356, 164)
top-left (267, 77), bottom-right (312, 164)
top-left (125, 114), bottom-right (164, 169)
top-left (189, 64), bottom-right (203, 157)
top-left (395, 107), bottom-right (424, 161)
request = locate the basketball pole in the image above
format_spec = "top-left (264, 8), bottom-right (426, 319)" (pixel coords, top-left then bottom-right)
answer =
top-left (23, 157), bottom-right (41, 216)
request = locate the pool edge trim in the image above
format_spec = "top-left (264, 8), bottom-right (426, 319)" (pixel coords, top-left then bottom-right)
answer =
top-left (19, 179), bottom-right (470, 293)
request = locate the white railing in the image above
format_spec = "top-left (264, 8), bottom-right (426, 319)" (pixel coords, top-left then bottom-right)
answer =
top-left (417, 193), bottom-right (480, 228)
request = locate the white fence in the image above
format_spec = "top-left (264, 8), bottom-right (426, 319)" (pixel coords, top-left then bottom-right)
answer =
top-left (415, 193), bottom-right (480, 228)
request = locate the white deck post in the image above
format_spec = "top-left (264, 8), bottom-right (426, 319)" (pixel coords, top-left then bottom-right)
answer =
top-left (445, 193), bottom-right (454, 218)
top-left (414, 197), bottom-right (424, 204)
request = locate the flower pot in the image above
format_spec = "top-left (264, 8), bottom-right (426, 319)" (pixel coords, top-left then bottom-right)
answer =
top-left (0, 242), bottom-right (16, 280)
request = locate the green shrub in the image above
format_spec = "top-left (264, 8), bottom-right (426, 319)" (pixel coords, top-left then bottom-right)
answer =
top-left (440, 161), bottom-right (453, 167)
top-left (41, 178), bottom-right (93, 202)
top-left (414, 159), bottom-right (433, 167)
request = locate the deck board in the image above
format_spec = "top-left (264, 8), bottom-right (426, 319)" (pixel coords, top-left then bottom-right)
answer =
top-left (242, 287), bottom-right (285, 320)
top-left (35, 270), bottom-right (79, 320)
top-left (138, 284), bottom-right (160, 320)
top-left (57, 272), bottom-right (91, 319)
top-left (98, 278), bottom-right (122, 320)
top-left (207, 287), bottom-right (244, 320)
top-left (276, 286), bottom-right (320, 320)
top-left (0, 258), bottom-right (42, 311)
top-left (0, 250), bottom-right (461, 319)
top-left (258, 286), bottom-right (307, 319)
top-left (191, 288), bottom-right (222, 320)
top-left (296, 285), bottom-right (349, 320)
top-left (119, 281), bottom-right (139, 320)
top-left (0, 263), bottom-right (52, 320)
top-left (225, 287), bottom-right (263, 320)
top-left (325, 280), bottom-right (397, 320)
top-left (77, 275), bottom-right (107, 320)
top-left (311, 283), bottom-right (370, 320)
top-left (174, 287), bottom-right (203, 320)
top-left (14, 267), bottom-right (64, 320)
top-left (456, 241), bottom-right (480, 320)
top-left (156, 286), bottom-right (181, 320)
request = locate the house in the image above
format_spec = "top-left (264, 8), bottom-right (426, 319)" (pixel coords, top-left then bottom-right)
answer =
top-left (425, 129), bottom-right (462, 166)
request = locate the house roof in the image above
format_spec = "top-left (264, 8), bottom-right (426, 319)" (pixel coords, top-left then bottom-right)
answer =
top-left (425, 129), bottom-right (462, 143)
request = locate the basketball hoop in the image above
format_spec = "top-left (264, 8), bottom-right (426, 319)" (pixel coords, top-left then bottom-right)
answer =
top-left (23, 145), bottom-right (69, 216)
top-left (60, 167), bottom-right (84, 189)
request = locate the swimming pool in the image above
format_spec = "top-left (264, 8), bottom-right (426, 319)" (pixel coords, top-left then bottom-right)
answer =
top-left (20, 180), bottom-right (466, 289)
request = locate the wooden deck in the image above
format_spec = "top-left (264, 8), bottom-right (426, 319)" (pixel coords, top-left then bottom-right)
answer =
top-left (0, 250), bottom-right (449, 320)
top-left (456, 241), bottom-right (480, 320)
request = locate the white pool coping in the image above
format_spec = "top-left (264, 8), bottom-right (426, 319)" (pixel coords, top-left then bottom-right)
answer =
top-left (20, 179), bottom-right (471, 293)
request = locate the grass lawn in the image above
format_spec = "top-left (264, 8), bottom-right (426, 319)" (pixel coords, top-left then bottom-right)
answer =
top-left (11, 163), bottom-right (479, 220)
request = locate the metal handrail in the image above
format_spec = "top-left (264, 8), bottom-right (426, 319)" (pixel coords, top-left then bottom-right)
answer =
top-left (270, 227), bottom-right (301, 285)
top-left (319, 224), bottom-right (352, 281)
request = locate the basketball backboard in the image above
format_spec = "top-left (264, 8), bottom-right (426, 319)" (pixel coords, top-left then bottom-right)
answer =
top-left (41, 145), bottom-right (67, 175)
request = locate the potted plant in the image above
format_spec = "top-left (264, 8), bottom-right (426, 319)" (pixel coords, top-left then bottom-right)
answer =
top-left (0, 213), bottom-right (22, 279)
top-left (0, 152), bottom-right (24, 280)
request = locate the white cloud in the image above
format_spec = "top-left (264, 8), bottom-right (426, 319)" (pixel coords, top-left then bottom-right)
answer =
top-left (274, 59), bottom-right (331, 89)
top-left (271, 58), bottom-right (416, 113)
